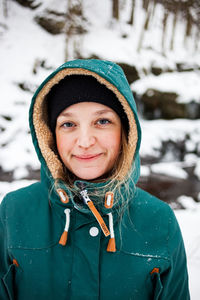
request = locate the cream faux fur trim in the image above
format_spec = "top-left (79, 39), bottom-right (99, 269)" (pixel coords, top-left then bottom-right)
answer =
top-left (33, 68), bottom-right (138, 181)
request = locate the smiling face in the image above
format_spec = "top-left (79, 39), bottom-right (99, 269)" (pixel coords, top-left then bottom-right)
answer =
top-left (55, 102), bottom-right (122, 181)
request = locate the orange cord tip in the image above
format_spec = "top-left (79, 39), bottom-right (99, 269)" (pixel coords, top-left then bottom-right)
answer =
top-left (13, 258), bottom-right (19, 267)
top-left (150, 268), bottom-right (160, 275)
top-left (59, 231), bottom-right (68, 246)
top-left (107, 237), bottom-right (116, 252)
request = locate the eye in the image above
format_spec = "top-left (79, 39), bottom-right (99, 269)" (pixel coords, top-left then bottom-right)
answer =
top-left (62, 122), bottom-right (75, 128)
top-left (97, 118), bottom-right (111, 125)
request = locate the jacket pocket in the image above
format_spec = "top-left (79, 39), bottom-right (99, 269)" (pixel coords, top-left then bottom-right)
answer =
top-left (151, 270), bottom-right (163, 300)
top-left (2, 263), bottom-right (21, 300)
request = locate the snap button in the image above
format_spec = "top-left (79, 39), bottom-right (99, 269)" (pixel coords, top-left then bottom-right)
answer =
top-left (89, 227), bottom-right (99, 237)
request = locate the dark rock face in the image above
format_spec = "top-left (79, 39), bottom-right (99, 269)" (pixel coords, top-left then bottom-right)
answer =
top-left (117, 63), bottom-right (140, 84)
top-left (139, 89), bottom-right (183, 119)
top-left (137, 172), bottom-right (200, 207)
top-left (0, 166), bottom-right (40, 182)
top-left (14, 0), bottom-right (41, 10)
top-left (135, 89), bottom-right (200, 119)
top-left (34, 11), bottom-right (66, 35)
top-left (137, 126), bottom-right (200, 206)
top-left (0, 167), bottom-right (13, 182)
top-left (151, 66), bottom-right (163, 76)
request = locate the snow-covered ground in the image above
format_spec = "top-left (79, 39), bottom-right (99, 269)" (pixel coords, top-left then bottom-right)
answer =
top-left (175, 203), bottom-right (200, 299)
top-left (0, 0), bottom-right (200, 298)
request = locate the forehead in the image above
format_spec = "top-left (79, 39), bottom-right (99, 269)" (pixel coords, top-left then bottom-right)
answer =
top-left (58, 102), bottom-right (117, 117)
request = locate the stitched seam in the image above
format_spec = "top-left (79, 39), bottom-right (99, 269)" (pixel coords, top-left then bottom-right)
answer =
top-left (7, 241), bottom-right (59, 251)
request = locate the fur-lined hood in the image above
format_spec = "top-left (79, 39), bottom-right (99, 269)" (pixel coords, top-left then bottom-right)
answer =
top-left (29, 59), bottom-right (141, 185)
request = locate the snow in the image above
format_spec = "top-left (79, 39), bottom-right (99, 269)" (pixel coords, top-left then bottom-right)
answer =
top-left (0, 181), bottom-right (36, 201)
top-left (140, 165), bottom-right (150, 177)
top-left (0, 0), bottom-right (200, 298)
top-left (140, 119), bottom-right (200, 155)
top-left (151, 162), bottom-right (188, 179)
top-left (177, 195), bottom-right (197, 210)
top-left (132, 71), bottom-right (200, 104)
top-left (175, 204), bottom-right (200, 300)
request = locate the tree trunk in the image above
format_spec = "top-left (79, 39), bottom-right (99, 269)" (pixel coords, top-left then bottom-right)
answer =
top-left (170, 11), bottom-right (177, 51)
top-left (64, 0), bottom-right (84, 61)
top-left (3, 0), bottom-right (8, 17)
top-left (112, 0), bottom-right (119, 20)
top-left (194, 26), bottom-right (200, 52)
top-left (143, 0), bottom-right (149, 11)
top-left (128, 0), bottom-right (135, 25)
top-left (162, 10), bottom-right (169, 54)
top-left (184, 9), bottom-right (192, 47)
top-left (151, 0), bottom-right (156, 20)
top-left (137, 2), bottom-right (152, 52)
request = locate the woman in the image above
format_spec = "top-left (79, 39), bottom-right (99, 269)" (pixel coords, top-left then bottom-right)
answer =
top-left (0, 59), bottom-right (190, 299)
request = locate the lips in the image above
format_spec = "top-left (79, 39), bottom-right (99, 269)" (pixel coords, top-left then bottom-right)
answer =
top-left (73, 153), bottom-right (102, 161)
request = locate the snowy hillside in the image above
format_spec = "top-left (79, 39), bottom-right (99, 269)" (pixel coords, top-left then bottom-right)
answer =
top-left (0, 0), bottom-right (200, 298)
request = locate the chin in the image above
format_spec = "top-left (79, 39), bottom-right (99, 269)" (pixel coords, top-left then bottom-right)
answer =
top-left (76, 175), bottom-right (102, 181)
top-left (74, 169), bottom-right (105, 181)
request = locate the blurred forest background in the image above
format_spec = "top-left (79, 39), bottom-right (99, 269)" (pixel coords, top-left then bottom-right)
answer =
top-left (0, 0), bottom-right (200, 208)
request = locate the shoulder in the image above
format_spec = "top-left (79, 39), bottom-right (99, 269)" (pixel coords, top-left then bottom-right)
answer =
top-left (0, 181), bottom-right (59, 248)
top-left (131, 187), bottom-right (173, 219)
top-left (0, 181), bottom-right (45, 217)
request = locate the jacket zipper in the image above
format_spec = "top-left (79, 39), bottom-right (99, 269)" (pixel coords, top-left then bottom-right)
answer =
top-left (80, 189), bottom-right (110, 237)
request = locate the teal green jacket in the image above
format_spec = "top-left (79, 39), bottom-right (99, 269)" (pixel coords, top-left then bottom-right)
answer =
top-left (0, 59), bottom-right (190, 300)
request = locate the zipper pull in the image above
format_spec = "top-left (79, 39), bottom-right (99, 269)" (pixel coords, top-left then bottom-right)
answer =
top-left (80, 189), bottom-right (110, 237)
top-left (80, 189), bottom-right (91, 204)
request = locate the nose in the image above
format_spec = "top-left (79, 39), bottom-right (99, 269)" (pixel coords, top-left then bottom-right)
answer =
top-left (77, 127), bottom-right (96, 148)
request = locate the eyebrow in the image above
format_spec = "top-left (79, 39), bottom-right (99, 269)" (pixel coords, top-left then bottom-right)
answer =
top-left (94, 109), bottom-right (114, 115)
top-left (59, 109), bottom-right (114, 118)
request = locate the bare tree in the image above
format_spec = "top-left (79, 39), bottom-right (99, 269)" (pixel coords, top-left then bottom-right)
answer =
top-left (137, 0), bottom-right (153, 52)
top-left (193, 0), bottom-right (200, 51)
top-left (64, 0), bottom-right (86, 61)
top-left (170, 6), bottom-right (178, 51)
top-left (183, 1), bottom-right (193, 47)
top-left (3, 0), bottom-right (8, 17)
top-left (128, 0), bottom-right (135, 25)
top-left (157, 0), bottom-right (200, 52)
top-left (194, 27), bottom-right (200, 52)
top-left (161, 10), bottom-right (169, 54)
top-left (142, 0), bottom-right (150, 11)
top-left (112, 0), bottom-right (119, 20)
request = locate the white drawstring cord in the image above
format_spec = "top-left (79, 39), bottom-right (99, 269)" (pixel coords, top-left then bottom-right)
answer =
top-left (63, 208), bottom-right (70, 231)
top-left (107, 212), bottom-right (116, 252)
top-left (107, 212), bottom-right (114, 238)
top-left (59, 208), bottom-right (70, 246)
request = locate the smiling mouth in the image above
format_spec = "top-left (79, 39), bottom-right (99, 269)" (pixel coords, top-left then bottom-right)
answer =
top-left (73, 154), bottom-right (102, 161)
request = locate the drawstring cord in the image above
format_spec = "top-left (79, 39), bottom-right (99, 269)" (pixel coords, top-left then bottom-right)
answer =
top-left (107, 212), bottom-right (116, 252)
top-left (59, 208), bottom-right (70, 246)
top-left (59, 190), bottom-right (116, 252)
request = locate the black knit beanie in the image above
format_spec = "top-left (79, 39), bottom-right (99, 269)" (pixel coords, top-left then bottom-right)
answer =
top-left (47, 75), bottom-right (129, 133)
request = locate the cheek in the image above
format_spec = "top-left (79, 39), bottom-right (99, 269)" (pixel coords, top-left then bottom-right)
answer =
top-left (101, 130), bottom-right (121, 155)
top-left (56, 134), bottom-right (70, 158)
top-left (56, 135), bottom-right (62, 153)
